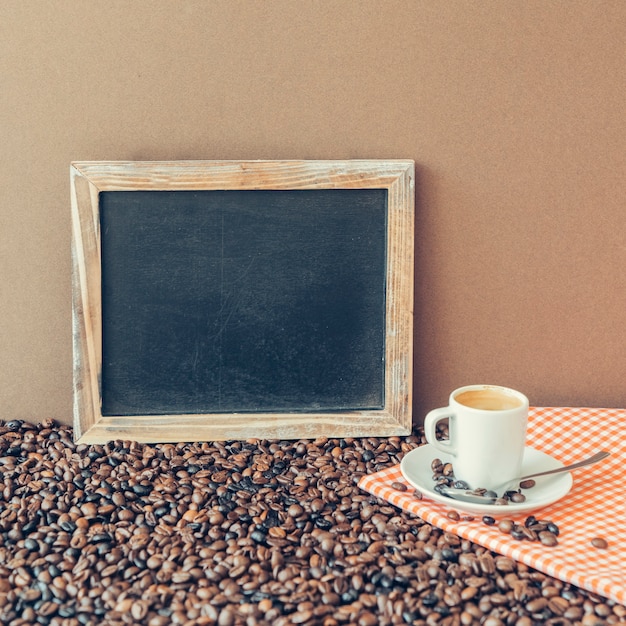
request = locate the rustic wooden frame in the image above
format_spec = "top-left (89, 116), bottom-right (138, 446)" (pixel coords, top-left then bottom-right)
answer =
top-left (71, 160), bottom-right (414, 443)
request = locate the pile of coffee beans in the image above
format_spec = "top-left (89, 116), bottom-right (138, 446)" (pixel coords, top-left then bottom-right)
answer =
top-left (481, 515), bottom-right (560, 547)
top-left (1, 418), bottom-right (624, 626)
top-left (430, 458), bottom-right (536, 505)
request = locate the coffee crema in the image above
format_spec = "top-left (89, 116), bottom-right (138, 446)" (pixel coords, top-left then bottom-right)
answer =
top-left (454, 388), bottom-right (523, 411)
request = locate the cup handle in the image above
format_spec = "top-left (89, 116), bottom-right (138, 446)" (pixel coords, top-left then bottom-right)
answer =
top-left (423, 407), bottom-right (457, 457)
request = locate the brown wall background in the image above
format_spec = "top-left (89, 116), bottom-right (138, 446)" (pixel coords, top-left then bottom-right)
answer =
top-left (1, 1), bottom-right (625, 426)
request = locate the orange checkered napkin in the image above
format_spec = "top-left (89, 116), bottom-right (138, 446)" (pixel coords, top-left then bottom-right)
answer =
top-left (358, 407), bottom-right (626, 605)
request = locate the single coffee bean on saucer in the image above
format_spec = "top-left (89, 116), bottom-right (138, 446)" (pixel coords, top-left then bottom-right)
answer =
top-left (519, 479), bottom-right (536, 489)
top-left (509, 492), bottom-right (526, 503)
top-left (431, 458), bottom-right (444, 473)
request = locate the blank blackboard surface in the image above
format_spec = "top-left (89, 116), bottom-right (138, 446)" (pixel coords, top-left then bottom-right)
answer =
top-left (100, 189), bottom-right (387, 415)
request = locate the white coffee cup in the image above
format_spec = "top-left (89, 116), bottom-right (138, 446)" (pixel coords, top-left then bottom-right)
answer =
top-left (423, 384), bottom-right (529, 491)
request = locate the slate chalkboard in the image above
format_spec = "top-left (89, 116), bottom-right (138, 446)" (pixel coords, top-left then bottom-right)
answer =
top-left (100, 189), bottom-right (387, 415)
top-left (71, 160), bottom-right (414, 443)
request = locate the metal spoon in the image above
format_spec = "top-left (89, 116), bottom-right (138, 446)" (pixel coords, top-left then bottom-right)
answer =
top-left (438, 450), bottom-right (610, 505)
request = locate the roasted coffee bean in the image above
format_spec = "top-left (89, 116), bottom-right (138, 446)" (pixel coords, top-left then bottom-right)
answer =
top-left (519, 479), bottom-right (536, 489)
top-left (24, 538), bottom-right (39, 551)
top-left (442, 462), bottom-right (454, 476)
top-left (526, 597), bottom-right (549, 612)
top-left (548, 596), bottom-right (570, 615)
top-left (361, 449), bottom-right (375, 462)
top-left (525, 514), bottom-right (537, 527)
top-left (497, 519), bottom-right (514, 534)
top-left (422, 592), bottom-right (439, 607)
top-left (539, 531), bottom-right (559, 546)
top-left (441, 548), bottom-right (458, 562)
top-left (431, 458), bottom-right (444, 473)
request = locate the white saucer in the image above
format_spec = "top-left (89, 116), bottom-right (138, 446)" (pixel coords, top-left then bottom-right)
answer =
top-left (400, 444), bottom-right (573, 515)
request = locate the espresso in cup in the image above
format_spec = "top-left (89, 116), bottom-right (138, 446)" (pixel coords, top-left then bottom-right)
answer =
top-left (424, 385), bottom-right (529, 491)
top-left (454, 387), bottom-right (524, 411)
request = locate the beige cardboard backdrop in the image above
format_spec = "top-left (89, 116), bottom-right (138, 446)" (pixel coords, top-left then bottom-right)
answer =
top-left (1, 1), bottom-right (625, 427)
